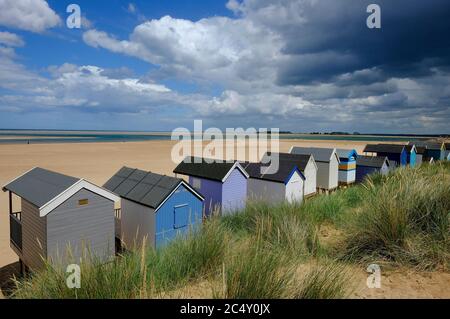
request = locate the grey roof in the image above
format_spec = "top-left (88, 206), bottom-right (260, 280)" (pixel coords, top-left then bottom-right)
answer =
top-left (356, 155), bottom-right (389, 168)
top-left (173, 156), bottom-right (242, 182)
top-left (241, 161), bottom-right (303, 184)
top-left (336, 149), bottom-right (358, 160)
top-left (104, 167), bottom-right (201, 209)
top-left (2, 167), bottom-right (80, 207)
top-left (410, 141), bottom-right (444, 151)
top-left (261, 152), bottom-right (312, 172)
top-left (364, 144), bottom-right (405, 154)
top-left (290, 147), bottom-right (337, 163)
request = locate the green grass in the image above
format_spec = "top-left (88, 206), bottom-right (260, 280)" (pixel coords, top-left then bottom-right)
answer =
top-left (342, 162), bottom-right (450, 269)
top-left (11, 162), bottom-right (450, 298)
top-left (291, 261), bottom-right (353, 299)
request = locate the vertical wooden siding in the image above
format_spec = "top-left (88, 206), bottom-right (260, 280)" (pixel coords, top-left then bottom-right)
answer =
top-left (46, 189), bottom-right (115, 267)
top-left (21, 198), bottom-right (47, 270)
top-left (155, 184), bottom-right (203, 248)
top-left (222, 168), bottom-right (247, 215)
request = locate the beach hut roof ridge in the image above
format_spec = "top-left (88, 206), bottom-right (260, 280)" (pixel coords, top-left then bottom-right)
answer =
top-left (363, 144), bottom-right (406, 154)
top-left (104, 166), bottom-right (204, 210)
top-left (289, 146), bottom-right (339, 163)
top-left (2, 167), bottom-right (80, 207)
top-left (2, 167), bottom-right (120, 216)
top-left (173, 156), bottom-right (249, 182)
top-left (336, 148), bottom-right (358, 159)
top-left (241, 161), bottom-right (305, 184)
top-left (356, 155), bottom-right (389, 168)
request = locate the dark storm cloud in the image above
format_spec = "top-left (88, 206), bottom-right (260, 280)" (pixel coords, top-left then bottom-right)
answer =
top-left (274, 0), bottom-right (450, 86)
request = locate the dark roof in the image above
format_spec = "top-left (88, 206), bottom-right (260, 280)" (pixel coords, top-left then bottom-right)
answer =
top-left (2, 167), bottom-right (80, 207)
top-left (356, 155), bottom-right (389, 168)
top-left (408, 142), bottom-right (426, 154)
top-left (290, 147), bottom-right (337, 162)
top-left (363, 144), bottom-right (405, 154)
top-left (445, 143), bottom-right (450, 150)
top-left (411, 141), bottom-right (444, 151)
top-left (262, 152), bottom-right (312, 172)
top-left (104, 167), bottom-right (198, 209)
top-left (241, 161), bottom-right (303, 184)
top-left (404, 145), bottom-right (416, 153)
top-left (425, 142), bottom-right (444, 150)
top-left (173, 156), bottom-right (244, 182)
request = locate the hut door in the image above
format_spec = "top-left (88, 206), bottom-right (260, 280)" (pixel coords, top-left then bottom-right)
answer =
top-left (174, 204), bottom-right (189, 229)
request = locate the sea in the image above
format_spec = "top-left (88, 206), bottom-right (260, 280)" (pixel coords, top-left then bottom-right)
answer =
top-left (0, 130), bottom-right (439, 145)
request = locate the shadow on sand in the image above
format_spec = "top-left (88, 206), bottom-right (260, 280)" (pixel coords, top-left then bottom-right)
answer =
top-left (0, 262), bottom-right (21, 298)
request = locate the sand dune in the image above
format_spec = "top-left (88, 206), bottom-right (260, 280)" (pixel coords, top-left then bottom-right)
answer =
top-left (3, 138), bottom-right (443, 299)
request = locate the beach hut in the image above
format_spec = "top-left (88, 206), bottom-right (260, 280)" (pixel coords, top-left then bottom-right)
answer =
top-left (336, 149), bottom-right (358, 185)
top-left (411, 141), bottom-right (445, 161)
top-left (173, 157), bottom-right (249, 216)
top-left (2, 167), bottom-right (120, 271)
top-left (242, 160), bottom-right (305, 204)
top-left (356, 156), bottom-right (390, 182)
top-left (289, 147), bottom-right (339, 191)
top-left (363, 144), bottom-right (407, 167)
top-left (261, 152), bottom-right (318, 197)
top-left (404, 144), bottom-right (417, 167)
top-left (425, 142), bottom-right (445, 161)
top-left (445, 143), bottom-right (450, 161)
top-left (410, 143), bottom-right (425, 165)
top-left (104, 167), bottom-right (204, 249)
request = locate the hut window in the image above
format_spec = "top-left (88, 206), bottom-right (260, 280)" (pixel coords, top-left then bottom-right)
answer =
top-left (78, 199), bottom-right (89, 206)
top-left (192, 178), bottom-right (201, 190)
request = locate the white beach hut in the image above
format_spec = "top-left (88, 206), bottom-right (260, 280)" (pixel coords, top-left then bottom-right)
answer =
top-left (289, 147), bottom-right (340, 191)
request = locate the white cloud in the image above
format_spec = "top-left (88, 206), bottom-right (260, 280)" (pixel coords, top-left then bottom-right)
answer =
top-left (83, 15), bottom-right (281, 91)
top-left (0, 31), bottom-right (24, 47)
top-left (127, 3), bottom-right (136, 14)
top-left (0, 0), bottom-right (60, 33)
top-left (1, 0), bottom-right (450, 132)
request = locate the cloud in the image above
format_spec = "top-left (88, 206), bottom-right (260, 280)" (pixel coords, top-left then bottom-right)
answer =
top-left (0, 31), bottom-right (24, 47)
top-left (0, 0), bottom-right (61, 33)
top-left (127, 3), bottom-right (137, 14)
top-left (2, 0), bottom-right (450, 133)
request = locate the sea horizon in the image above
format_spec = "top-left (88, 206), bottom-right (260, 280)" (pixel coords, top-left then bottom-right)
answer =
top-left (0, 128), bottom-right (447, 145)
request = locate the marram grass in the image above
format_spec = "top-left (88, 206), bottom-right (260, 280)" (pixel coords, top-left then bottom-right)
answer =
top-left (11, 162), bottom-right (450, 298)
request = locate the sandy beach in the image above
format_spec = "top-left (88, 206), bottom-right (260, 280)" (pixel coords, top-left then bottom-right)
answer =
top-left (1, 139), bottom-right (448, 298)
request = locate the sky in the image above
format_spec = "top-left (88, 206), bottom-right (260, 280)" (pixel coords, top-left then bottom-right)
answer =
top-left (0, 0), bottom-right (449, 133)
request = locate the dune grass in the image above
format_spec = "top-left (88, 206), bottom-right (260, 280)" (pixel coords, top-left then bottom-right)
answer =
top-left (342, 162), bottom-right (450, 269)
top-left (11, 162), bottom-right (450, 298)
top-left (291, 261), bottom-right (353, 299)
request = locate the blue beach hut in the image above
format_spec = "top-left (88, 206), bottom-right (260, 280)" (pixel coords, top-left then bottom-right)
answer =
top-left (104, 167), bottom-right (204, 249)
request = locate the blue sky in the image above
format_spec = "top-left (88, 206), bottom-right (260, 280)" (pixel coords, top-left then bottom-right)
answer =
top-left (0, 0), bottom-right (449, 133)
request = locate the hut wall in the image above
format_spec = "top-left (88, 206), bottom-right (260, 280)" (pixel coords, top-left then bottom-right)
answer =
top-left (285, 170), bottom-right (304, 203)
top-left (189, 176), bottom-right (222, 216)
top-left (247, 178), bottom-right (285, 203)
top-left (155, 183), bottom-right (203, 248)
top-left (47, 189), bottom-right (115, 267)
top-left (222, 167), bottom-right (247, 215)
top-left (304, 158), bottom-right (317, 196)
top-left (21, 198), bottom-right (47, 270)
top-left (121, 198), bottom-right (155, 249)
